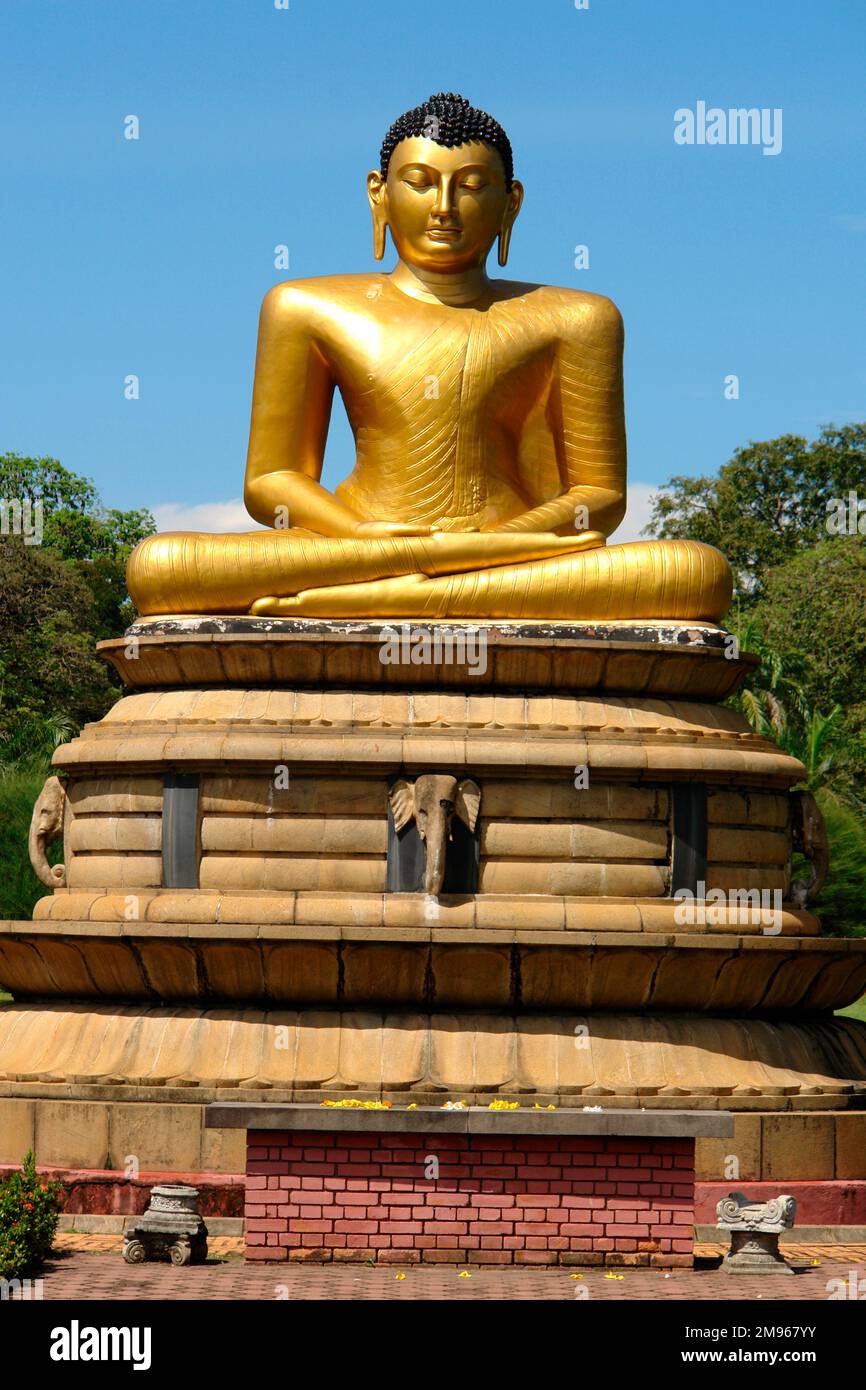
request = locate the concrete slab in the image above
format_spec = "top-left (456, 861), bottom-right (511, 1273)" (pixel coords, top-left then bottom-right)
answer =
top-left (205, 1101), bottom-right (733, 1138)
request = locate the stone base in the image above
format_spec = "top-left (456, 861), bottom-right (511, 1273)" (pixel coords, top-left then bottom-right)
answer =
top-left (101, 617), bottom-right (755, 700)
top-left (122, 1228), bottom-right (208, 1266)
top-left (4, 620), bottom-right (861, 1222)
top-left (9, 909), bottom-right (864, 1010)
top-left (720, 1230), bottom-right (795, 1274)
top-left (1, 1003), bottom-right (864, 1100)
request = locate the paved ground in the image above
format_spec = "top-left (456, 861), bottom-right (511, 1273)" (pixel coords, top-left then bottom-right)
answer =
top-left (9, 1239), bottom-right (865, 1300)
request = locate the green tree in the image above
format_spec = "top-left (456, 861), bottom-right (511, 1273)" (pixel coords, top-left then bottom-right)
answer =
top-left (0, 540), bottom-right (117, 738)
top-left (752, 538), bottom-right (866, 714)
top-left (0, 454), bottom-right (155, 922)
top-left (729, 540), bottom-right (866, 813)
top-left (813, 794), bottom-right (866, 939)
top-left (726, 614), bottom-right (866, 936)
top-left (646, 423), bottom-right (866, 604)
top-left (0, 453), bottom-right (155, 637)
top-left (0, 454), bottom-right (155, 739)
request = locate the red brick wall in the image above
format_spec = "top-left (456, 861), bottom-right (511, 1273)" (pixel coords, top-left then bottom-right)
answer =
top-left (245, 1130), bottom-right (695, 1267)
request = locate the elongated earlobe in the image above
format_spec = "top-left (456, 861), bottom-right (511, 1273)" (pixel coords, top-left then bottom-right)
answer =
top-left (498, 180), bottom-right (523, 267)
top-left (367, 169), bottom-right (390, 261)
top-left (372, 211), bottom-right (388, 261)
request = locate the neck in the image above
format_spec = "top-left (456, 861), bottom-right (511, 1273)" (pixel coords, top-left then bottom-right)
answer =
top-left (390, 259), bottom-right (491, 307)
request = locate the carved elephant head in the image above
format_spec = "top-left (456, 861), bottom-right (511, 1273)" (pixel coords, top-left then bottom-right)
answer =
top-left (28, 775), bottom-right (67, 888)
top-left (389, 774), bottom-right (481, 898)
top-left (791, 789), bottom-right (828, 907)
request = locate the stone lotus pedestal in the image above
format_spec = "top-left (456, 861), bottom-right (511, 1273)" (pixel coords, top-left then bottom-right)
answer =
top-left (0, 618), bottom-right (865, 1239)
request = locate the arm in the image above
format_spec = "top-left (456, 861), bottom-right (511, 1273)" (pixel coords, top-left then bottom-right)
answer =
top-left (488, 295), bottom-right (627, 538)
top-left (243, 284), bottom-right (365, 537)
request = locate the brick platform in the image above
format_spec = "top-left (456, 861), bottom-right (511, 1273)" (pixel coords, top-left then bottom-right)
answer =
top-left (243, 1127), bottom-right (696, 1267)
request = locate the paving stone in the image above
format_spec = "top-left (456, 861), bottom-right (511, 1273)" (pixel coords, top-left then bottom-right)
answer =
top-left (15, 1242), bottom-right (865, 1301)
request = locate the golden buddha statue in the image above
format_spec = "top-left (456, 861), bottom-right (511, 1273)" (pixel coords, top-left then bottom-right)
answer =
top-left (128, 93), bottom-right (731, 622)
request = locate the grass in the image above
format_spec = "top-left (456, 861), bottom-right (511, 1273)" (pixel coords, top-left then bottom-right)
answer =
top-left (836, 995), bottom-right (866, 1024)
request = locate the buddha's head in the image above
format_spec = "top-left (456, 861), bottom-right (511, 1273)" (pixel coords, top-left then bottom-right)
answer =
top-left (368, 92), bottom-right (524, 272)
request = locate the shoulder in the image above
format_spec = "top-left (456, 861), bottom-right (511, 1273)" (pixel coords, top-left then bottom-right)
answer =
top-left (492, 281), bottom-right (623, 343)
top-left (536, 286), bottom-right (624, 339)
top-left (261, 273), bottom-right (383, 318)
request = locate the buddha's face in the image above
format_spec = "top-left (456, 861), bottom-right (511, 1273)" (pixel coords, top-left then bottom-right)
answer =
top-left (368, 136), bottom-right (523, 273)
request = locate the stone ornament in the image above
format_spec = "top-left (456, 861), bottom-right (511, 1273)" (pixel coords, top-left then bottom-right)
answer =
top-left (716, 1190), bottom-right (796, 1274)
top-left (28, 776), bottom-right (66, 888)
top-left (389, 774), bottom-right (481, 896)
top-left (122, 1184), bottom-right (208, 1266)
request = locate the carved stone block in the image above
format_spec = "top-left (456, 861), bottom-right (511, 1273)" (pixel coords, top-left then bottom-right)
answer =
top-left (122, 1183), bottom-right (208, 1266)
top-left (716, 1190), bottom-right (796, 1274)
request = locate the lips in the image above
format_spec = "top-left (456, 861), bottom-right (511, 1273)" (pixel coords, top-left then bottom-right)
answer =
top-left (426, 227), bottom-right (461, 241)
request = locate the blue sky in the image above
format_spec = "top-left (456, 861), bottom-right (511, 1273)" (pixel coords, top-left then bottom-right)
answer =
top-left (1, 0), bottom-right (864, 539)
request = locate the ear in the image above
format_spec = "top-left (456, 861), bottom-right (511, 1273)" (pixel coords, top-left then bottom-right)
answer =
top-left (389, 778), bottom-right (416, 832)
top-left (497, 179), bottom-right (524, 267)
top-left (454, 779), bottom-right (481, 832)
top-left (367, 169), bottom-right (389, 261)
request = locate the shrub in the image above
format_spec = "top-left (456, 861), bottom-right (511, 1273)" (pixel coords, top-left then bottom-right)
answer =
top-left (813, 793), bottom-right (866, 939)
top-left (0, 1151), bottom-right (64, 1280)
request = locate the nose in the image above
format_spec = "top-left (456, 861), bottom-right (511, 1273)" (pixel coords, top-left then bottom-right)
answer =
top-left (431, 174), bottom-right (458, 220)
